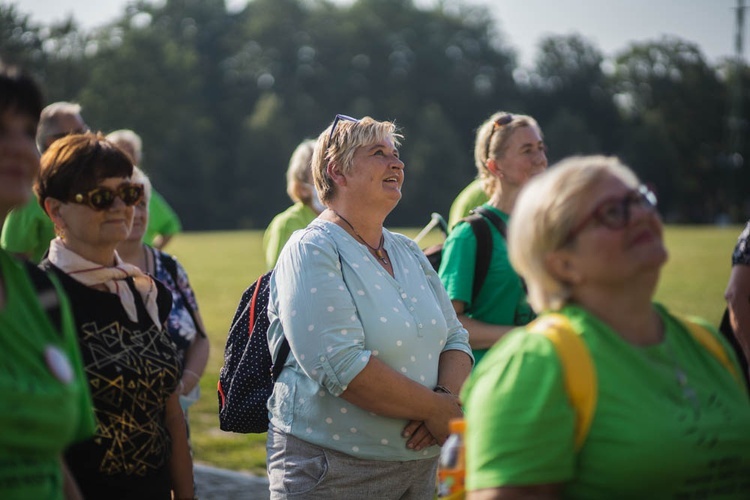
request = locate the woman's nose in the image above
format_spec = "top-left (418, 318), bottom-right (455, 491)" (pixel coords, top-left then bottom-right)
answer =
top-left (536, 149), bottom-right (548, 166)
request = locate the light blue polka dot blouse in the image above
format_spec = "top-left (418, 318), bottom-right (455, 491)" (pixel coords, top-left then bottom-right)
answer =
top-left (267, 219), bottom-right (472, 461)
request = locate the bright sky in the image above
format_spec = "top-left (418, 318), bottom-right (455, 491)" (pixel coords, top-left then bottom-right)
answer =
top-left (13, 0), bottom-right (741, 67)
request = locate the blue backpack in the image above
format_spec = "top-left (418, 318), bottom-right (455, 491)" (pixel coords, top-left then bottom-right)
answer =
top-left (217, 271), bottom-right (290, 433)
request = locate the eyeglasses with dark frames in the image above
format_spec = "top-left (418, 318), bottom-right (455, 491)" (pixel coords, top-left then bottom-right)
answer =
top-left (485, 113), bottom-right (514, 160)
top-left (564, 184), bottom-right (658, 244)
top-left (328, 114), bottom-right (360, 142)
top-left (71, 183), bottom-right (145, 211)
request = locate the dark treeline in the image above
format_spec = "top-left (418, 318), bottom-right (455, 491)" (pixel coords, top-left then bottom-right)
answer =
top-left (2, 0), bottom-right (748, 229)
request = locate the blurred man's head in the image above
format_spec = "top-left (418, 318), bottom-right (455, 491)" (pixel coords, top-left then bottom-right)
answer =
top-left (36, 101), bottom-right (88, 153)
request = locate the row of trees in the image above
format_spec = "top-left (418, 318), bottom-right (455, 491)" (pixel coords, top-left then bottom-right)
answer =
top-left (1, 0), bottom-right (747, 229)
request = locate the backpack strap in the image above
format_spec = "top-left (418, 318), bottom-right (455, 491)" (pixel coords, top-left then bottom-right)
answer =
top-left (463, 213), bottom-right (492, 302)
top-left (678, 316), bottom-right (743, 387)
top-left (251, 271), bottom-right (289, 382)
top-left (528, 314), bottom-right (596, 451)
top-left (527, 312), bottom-right (745, 453)
top-left (472, 205), bottom-right (507, 238)
top-left (23, 261), bottom-right (63, 336)
top-left (473, 205), bottom-right (530, 294)
top-left (159, 249), bottom-right (207, 338)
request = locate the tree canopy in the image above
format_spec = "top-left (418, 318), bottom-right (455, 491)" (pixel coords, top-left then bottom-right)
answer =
top-left (1, 0), bottom-right (745, 228)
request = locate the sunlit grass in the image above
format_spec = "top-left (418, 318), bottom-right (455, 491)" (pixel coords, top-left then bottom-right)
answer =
top-left (166, 225), bottom-right (741, 474)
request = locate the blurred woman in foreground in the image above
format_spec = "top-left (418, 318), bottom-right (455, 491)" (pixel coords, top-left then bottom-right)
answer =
top-left (462, 155), bottom-right (750, 498)
top-left (0, 63), bottom-right (95, 500)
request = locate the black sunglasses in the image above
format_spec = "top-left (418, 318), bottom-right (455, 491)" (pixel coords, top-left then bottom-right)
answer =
top-left (485, 114), bottom-right (514, 160)
top-left (565, 185), bottom-right (658, 244)
top-left (72, 183), bottom-right (144, 211)
top-left (328, 114), bottom-right (360, 142)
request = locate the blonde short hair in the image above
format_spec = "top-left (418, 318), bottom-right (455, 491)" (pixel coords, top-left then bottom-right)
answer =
top-left (285, 139), bottom-right (315, 203)
top-left (508, 155), bottom-right (640, 312)
top-left (312, 116), bottom-right (402, 203)
top-left (474, 111), bottom-right (542, 197)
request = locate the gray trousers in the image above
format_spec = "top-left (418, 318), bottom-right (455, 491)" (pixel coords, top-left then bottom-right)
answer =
top-left (267, 424), bottom-right (438, 500)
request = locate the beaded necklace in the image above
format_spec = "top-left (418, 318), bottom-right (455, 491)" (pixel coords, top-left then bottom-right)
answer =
top-left (332, 210), bottom-right (389, 265)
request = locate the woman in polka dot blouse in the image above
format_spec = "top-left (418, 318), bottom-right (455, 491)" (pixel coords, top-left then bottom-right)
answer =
top-left (266, 115), bottom-right (474, 499)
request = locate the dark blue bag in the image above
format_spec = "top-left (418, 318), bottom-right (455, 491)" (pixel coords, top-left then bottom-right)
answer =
top-left (217, 271), bottom-right (290, 433)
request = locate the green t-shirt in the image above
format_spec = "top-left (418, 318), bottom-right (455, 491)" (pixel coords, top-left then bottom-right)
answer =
top-left (1, 198), bottom-right (56, 263)
top-left (144, 189), bottom-right (182, 246)
top-left (461, 304), bottom-right (750, 498)
top-left (447, 179), bottom-right (489, 229)
top-left (438, 204), bottom-right (533, 364)
top-left (262, 202), bottom-right (318, 270)
top-left (0, 250), bottom-right (96, 499)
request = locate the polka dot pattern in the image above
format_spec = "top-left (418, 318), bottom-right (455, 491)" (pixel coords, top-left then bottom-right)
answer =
top-left (218, 271), bottom-right (285, 433)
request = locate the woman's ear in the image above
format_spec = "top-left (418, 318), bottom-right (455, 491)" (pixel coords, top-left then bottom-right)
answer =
top-left (486, 158), bottom-right (502, 178)
top-left (44, 198), bottom-right (66, 232)
top-left (326, 162), bottom-right (347, 186)
top-left (545, 250), bottom-right (583, 286)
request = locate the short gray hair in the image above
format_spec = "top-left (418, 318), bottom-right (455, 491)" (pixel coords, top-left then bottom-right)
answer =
top-left (130, 165), bottom-right (153, 203)
top-left (106, 129), bottom-right (143, 165)
top-left (36, 101), bottom-right (83, 153)
top-left (285, 139), bottom-right (316, 203)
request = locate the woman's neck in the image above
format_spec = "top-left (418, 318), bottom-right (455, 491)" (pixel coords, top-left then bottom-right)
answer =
top-left (570, 274), bottom-right (663, 346)
top-left (62, 238), bottom-right (118, 267)
top-left (489, 186), bottom-right (519, 215)
top-left (324, 205), bottom-right (384, 246)
top-left (117, 239), bottom-right (148, 272)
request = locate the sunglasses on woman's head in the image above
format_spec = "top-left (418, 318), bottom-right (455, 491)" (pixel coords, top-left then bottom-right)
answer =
top-left (328, 114), bottom-right (360, 142)
top-left (565, 185), bottom-right (658, 244)
top-left (72, 183), bottom-right (144, 211)
top-left (485, 114), bottom-right (514, 159)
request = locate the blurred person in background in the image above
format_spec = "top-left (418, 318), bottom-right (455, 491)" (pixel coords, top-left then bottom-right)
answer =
top-left (37, 132), bottom-right (193, 500)
top-left (462, 155), bottom-right (750, 498)
top-left (266, 115), bottom-right (473, 499)
top-left (439, 111), bottom-right (547, 365)
top-left (1, 101), bottom-right (88, 262)
top-left (0, 63), bottom-right (96, 500)
top-left (118, 166), bottom-right (209, 423)
top-left (107, 129), bottom-right (182, 250)
top-left (262, 138), bottom-right (323, 270)
top-left (447, 178), bottom-right (488, 230)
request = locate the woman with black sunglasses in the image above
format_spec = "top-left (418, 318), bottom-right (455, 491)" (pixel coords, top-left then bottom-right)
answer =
top-left (265, 115), bottom-right (473, 498)
top-left (461, 155), bottom-right (750, 498)
top-left (36, 132), bottom-right (194, 500)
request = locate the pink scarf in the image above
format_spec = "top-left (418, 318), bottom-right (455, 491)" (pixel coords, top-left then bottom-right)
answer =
top-left (48, 238), bottom-right (162, 328)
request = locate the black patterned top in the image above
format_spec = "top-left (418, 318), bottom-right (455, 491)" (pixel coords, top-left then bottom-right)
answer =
top-left (731, 221), bottom-right (750, 266)
top-left (42, 262), bottom-right (178, 500)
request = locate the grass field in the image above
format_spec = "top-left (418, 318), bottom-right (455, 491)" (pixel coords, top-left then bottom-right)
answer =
top-left (165, 225), bottom-right (743, 475)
